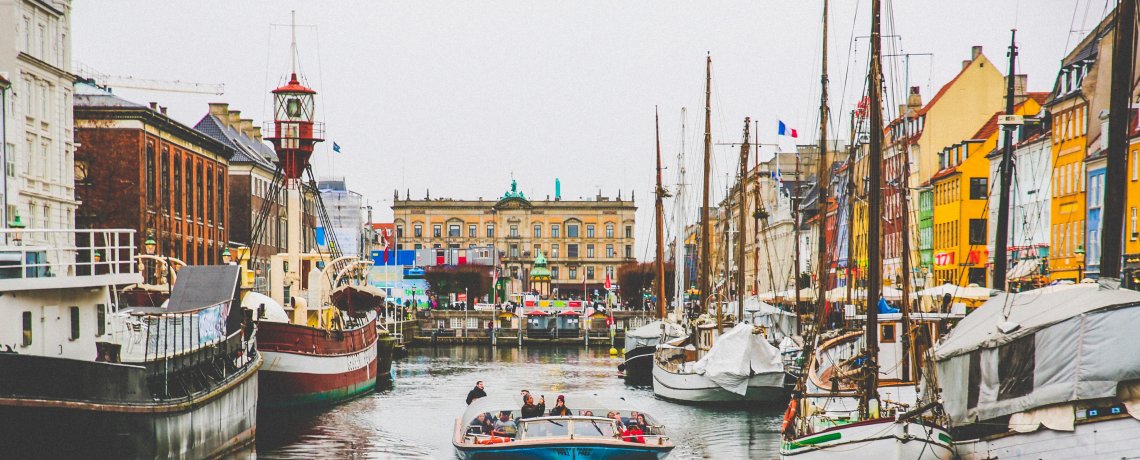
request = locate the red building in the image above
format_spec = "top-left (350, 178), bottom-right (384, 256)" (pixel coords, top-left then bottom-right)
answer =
top-left (74, 82), bottom-right (234, 264)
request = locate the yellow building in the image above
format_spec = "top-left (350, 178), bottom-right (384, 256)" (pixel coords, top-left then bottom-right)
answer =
top-left (929, 94), bottom-right (1047, 287)
top-left (391, 180), bottom-right (637, 298)
top-left (1121, 135), bottom-right (1140, 284)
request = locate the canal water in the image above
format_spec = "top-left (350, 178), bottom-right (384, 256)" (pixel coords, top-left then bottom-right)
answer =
top-left (256, 345), bottom-right (783, 459)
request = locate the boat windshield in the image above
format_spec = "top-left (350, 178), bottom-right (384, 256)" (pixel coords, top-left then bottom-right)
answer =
top-left (518, 417), bottom-right (618, 440)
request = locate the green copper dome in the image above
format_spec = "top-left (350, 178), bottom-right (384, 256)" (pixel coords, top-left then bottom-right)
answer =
top-left (530, 249), bottom-right (551, 280)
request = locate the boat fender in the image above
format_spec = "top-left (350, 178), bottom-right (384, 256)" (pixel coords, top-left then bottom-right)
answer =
top-left (781, 399), bottom-right (797, 434)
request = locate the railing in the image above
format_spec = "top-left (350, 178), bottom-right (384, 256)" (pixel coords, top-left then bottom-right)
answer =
top-left (0, 228), bottom-right (138, 281)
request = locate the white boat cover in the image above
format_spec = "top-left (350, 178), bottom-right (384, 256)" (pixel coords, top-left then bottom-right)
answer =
top-left (693, 323), bottom-right (784, 395)
top-left (725, 296), bottom-right (799, 340)
top-left (933, 283), bottom-right (1140, 425)
top-left (625, 320), bottom-right (686, 351)
top-left (241, 291), bottom-right (290, 323)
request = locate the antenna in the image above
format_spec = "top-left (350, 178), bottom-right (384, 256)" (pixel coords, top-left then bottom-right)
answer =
top-left (290, 10), bottom-right (298, 75)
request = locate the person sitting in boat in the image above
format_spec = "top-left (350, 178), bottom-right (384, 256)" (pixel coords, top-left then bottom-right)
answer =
top-left (620, 423), bottom-right (645, 443)
top-left (520, 394), bottom-right (545, 419)
top-left (634, 413), bottom-right (654, 435)
top-left (466, 380), bottom-right (487, 405)
top-left (469, 413), bottom-right (489, 434)
top-left (519, 389), bottom-right (530, 403)
top-left (606, 411), bottom-right (626, 431)
top-left (492, 411), bottom-right (516, 434)
top-left (549, 395), bottom-right (572, 416)
top-left (581, 410), bottom-right (594, 416)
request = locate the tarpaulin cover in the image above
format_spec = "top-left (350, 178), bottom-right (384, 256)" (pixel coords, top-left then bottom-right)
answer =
top-left (624, 320), bottom-right (685, 352)
top-left (693, 323), bottom-right (784, 395)
top-left (934, 283), bottom-right (1140, 425)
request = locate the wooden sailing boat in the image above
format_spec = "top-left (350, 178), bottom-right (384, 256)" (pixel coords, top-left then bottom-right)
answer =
top-left (781, 1), bottom-right (953, 457)
top-left (652, 57), bottom-right (789, 404)
top-left (620, 108), bottom-right (684, 385)
top-left (943, 3), bottom-right (1140, 458)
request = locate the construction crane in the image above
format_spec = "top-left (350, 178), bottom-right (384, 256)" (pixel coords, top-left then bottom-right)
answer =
top-left (73, 62), bottom-right (225, 95)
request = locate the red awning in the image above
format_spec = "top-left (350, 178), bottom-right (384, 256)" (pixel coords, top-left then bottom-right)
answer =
top-left (557, 309), bottom-right (581, 316)
top-left (524, 309), bottom-right (549, 316)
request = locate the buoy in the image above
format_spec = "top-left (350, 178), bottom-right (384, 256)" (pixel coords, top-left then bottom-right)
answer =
top-left (609, 347), bottom-right (618, 356)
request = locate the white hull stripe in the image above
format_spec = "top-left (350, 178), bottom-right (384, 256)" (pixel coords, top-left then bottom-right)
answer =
top-left (261, 341), bottom-right (377, 375)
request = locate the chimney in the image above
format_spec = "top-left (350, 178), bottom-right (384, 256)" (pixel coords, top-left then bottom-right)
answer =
top-left (962, 60), bottom-right (971, 70)
top-left (251, 125), bottom-right (263, 142)
top-left (159, 106), bottom-right (167, 115)
top-left (971, 45), bottom-right (983, 60)
top-left (149, 102), bottom-right (158, 110)
top-left (908, 86), bottom-right (923, 108)
top-left (226, 110), bottom-right (242, 130)
top-left (1014, 74), bottom-right (1028, 103)
top-left (238, 118), bottom-right (254, 139)
top-left (208, 102), bottom-right (229, 119)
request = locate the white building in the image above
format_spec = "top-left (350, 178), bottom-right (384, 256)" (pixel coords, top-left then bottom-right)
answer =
top-left (987, 126), bottom-right (1053, 278)
top-left (318, 176), bottom-right (366, 258)
top-left (0, 0), bottom-right (76, 242)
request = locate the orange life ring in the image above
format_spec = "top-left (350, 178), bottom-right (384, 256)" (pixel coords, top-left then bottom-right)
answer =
top-left (781, 399), bottom-right (798, 433)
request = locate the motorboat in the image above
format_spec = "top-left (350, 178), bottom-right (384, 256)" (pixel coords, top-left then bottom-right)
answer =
top-left (618, 320), bottom-right (684, 385)
top-left (453, 396), bottom-right (674, 459)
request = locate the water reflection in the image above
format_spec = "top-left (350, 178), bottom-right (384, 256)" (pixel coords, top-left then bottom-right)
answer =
top-left (256, 345), bottom-right (781, 459)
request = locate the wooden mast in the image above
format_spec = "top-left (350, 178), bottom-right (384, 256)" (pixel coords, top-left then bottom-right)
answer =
top-left (655, 108), bottom-right (668, 320)
top-left (700, 55), bottom-right (714, 326)
top-left (1100, 0), bottom-right (1136, 278)
top-left (814, 0), bottom-right (831, 332)
top-left (737, 118), bottom-right (751, 320)
top-left (992, 30), bottom-right (1019, 289)
top-left (863, 0), bottom-right (885, 416)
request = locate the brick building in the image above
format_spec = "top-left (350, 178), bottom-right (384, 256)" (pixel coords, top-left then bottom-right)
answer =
top-left (74, 82), bottom-right (233, 264)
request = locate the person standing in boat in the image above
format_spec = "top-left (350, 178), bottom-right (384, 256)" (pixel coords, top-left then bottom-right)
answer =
top-left (466, 381), bottom-right (487, 405)
top-left (520, 394), bottom-right (545, 418)
top-left (549, 395), bottom-right (572, 416)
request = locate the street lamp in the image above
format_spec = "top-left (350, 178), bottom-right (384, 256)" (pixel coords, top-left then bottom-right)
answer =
top-left (1074, 245), bottom-right (1085, 281)
top-left (144, 237), bottom-right (157, 255)
top-left (222, 248), bottom-right (233, 265)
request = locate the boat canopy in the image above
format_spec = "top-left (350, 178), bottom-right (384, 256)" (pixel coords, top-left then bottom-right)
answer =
top-left (624, 320), bottom-right (686, 351)
top-left (461, 395), bottom-right (654, 425)
top-left (933, 282), bottom-right (1140, 425)
top-left (692, 323), bottom-right (783, 396)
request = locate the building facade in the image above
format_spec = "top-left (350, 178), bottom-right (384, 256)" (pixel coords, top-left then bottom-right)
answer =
top-left (74, 83), bottom-right (233, 264)
top-left (1, 0), bottom-right (77, 246)
top-left (391, 180), bottom-right (636, 298)
top-left (318, 176), bottom-right (366, 258)
top-left (194, 102), bottom-right (318, 290)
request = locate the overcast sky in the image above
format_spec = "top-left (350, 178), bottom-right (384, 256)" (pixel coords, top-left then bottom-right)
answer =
top-left (73, 1), bottom-right (1106, 260)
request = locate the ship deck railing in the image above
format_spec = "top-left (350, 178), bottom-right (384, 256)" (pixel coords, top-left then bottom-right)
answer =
top-left (0, 228), bottom-right (141, 290)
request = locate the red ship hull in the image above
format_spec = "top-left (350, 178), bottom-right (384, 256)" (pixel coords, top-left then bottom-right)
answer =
top-left (257, 315), bottom-right (378, 408)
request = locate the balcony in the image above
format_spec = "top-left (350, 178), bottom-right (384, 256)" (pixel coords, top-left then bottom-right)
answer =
top-left (0, 228), bottom-right (142, 291)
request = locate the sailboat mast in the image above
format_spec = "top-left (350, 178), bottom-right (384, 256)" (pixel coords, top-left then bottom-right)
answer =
top-left (846, 110), bottom-right (857, 307)
top-left (899, 101), bottom-right (914, 384)
top-left (1101, 0), bottom-right (1136, 278)
top-left (815, 0), bottom-right (831, 327)
top-left (993, 30), bottom-right (1019, 289)
top-left (864, 0), bottom-right (885, 415)
top-left (700, 55), bottom-right (714, 319)
top-left (737, 119), bottom-right (751, 319)
top-left (673, 108), bottom-right (688, 319)
top-left (655, 108), bottom-right (668, 320)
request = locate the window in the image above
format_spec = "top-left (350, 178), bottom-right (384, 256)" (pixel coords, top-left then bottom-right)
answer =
top-left (1133, 150), bottom-right (1139, 181)
top-left (145, 143), bottom-right (156, 208)
top-left (397, 225), bottom-right (405, 238)
top-left (606, 223), bottom-right (615, 238)
top-left (552, 244), bottom-right (560, 258)
top-left (533, 244), bottom-right (541, 255)
top-left (969, 219), bottom-right (986, 245)
top-left (414, 224), bottom-right (423, 237)
top-left (880, 324), bottom-right (896, 343)
top-left (587, 244), bottom-right (595, 258)
top-left (567, 224), bottom-right (579, 238)
top-left (625, 226), bottom-right (633, 238)
top-left (533, 224), bottom-right (542, 238)
top-left (433, 224), bottom-right (442, 238)
top-left (586, 224), bottom-right (595, 238)
top-left (587, 266), bottom-right (595, 279)
top-left (969, 178), bottom-right (987, 200)
top-left (486, 224), bottom-right (495, 237)
top-left (97, 304), bottom-right (107, 336)
top-left (69, 306), bottom-right (80, 340)
top-left (567, 244), bottom-right (579, 258)
top-left (551, 224), bottom-right (560, 238)
top-left (433, 243), bottom-right (441, 249)
top-left (510, 244), bottom-right (519, 257)
top-left (468, 224), bottom-right (476, 237)
top-left (997, 334), bottom-right (1036, 400)
top-left (625, 245), bottom-right (632, 258)
top-left (569, 267), bottom-right (578, 279)
top-left (448, 224), bottom-right (460, 237)
top-left (22, 311), bottom-right (32, 346)
top-left (606, 244), bottom-right (615, 258)
top-left (510, 225), bottom-right (519, 237)
top-left (1132, 208), bottom-right (1137, 240)
top-left (414, 243), bottom-right (423, 250)
top-left (552, 266), bottom-right (559, 279)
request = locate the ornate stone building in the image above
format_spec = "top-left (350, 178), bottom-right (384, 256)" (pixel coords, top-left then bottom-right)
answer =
top-left (391, 180), bottom-right (636, 298)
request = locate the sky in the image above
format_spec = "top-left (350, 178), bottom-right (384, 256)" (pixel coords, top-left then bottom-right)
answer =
top-left (72, 1), bottom-right (1108, 260)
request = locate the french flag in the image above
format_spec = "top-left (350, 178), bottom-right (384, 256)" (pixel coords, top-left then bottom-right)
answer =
top-left (778, 120), bottom-right (798, 138)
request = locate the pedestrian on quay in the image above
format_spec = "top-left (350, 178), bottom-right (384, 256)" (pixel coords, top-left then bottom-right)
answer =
top-left (549, 395), bottom-right (571, 416)
top-left (521, 394), bottom-right (545, 419)
top-left (466, 380), bottom-right (487, 405)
